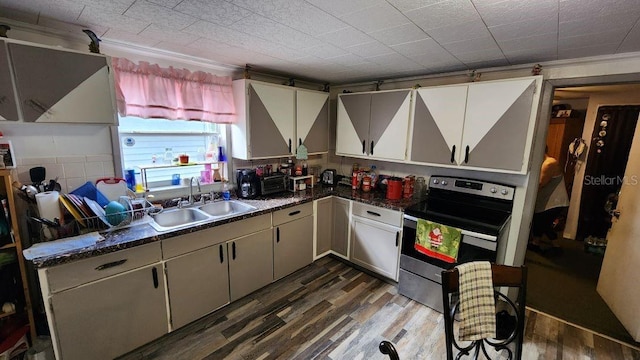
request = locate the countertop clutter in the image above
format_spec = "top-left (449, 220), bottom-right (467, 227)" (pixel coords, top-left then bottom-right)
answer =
top-left (23, 185), bottom-right (421, 268)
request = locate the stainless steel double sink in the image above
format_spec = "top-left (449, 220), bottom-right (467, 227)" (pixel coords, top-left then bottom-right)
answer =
top-left (149, 200), bottom-right (257, 232)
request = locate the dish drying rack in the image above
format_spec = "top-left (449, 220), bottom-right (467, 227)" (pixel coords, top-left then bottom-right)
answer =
top-left (29, 197), bottom-right (159, 242)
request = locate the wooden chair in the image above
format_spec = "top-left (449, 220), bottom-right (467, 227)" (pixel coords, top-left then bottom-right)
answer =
top-left (441, 264), bottom-right (527, 360)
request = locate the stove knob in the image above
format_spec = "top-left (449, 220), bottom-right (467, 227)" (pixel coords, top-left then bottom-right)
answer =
top-left (501, 189), bottom-right (509, 195)
top-left (490, 187), bottom-right (497, 193)
top-left (441, 180), bottom-right (448, 186)
top-left (432, 178), bottom-right (440, 184)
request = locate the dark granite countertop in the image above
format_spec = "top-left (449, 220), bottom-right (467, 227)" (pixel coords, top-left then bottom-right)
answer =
top-left (23, 184), bottom-right (422, 268)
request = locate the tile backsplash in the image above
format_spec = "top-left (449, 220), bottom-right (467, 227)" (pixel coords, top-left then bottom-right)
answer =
top-left (15, 155), bottom-right (116, 193)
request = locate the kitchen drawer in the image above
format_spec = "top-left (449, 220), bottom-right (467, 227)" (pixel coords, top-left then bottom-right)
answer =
top-left (163, 214), bottom-right (271, 259)
top-left (272, 202), bottom-right (313, 226)
top-left (351, 202), bottom-right (402, 227)
top-left (44, 242), bottom-right (162, 294)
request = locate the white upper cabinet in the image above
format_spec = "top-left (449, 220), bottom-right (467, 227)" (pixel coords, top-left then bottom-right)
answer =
top-left (410, 85), bottom-right (468, 166)
top-left (409, 76), bottom-right (542, 174)
top-left (231, 80), bottom-right (328, 160)
top-left (0, 41), bottom-right (19, 121)
top-left (296, 89), bottom-right (329, 154)
top-left (337, 89), bottom-right (412, 161)
top-left (6, 41), bottom-right (116, 124)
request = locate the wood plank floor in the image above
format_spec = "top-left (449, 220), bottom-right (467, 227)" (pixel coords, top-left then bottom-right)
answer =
top-left (119, 257), bottom-right (640, 360)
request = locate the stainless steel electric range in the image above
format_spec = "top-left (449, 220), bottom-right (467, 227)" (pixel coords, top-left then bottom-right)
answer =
top-left (398, 176), bottom-right (515, 312)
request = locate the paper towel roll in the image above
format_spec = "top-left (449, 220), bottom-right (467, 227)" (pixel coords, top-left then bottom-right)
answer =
top-left (36, 191), bottom-right (60, 221)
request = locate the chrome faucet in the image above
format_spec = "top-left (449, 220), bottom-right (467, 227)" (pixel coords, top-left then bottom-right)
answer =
top-left (188, 176), bottom-right (201, 205)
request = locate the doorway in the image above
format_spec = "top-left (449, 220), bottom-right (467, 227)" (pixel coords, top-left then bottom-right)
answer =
top-left (525, 83), bottom-right (640, 347)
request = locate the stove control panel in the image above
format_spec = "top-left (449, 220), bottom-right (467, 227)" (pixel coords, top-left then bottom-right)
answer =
top-left (429, 176), bottom-right (514, 201)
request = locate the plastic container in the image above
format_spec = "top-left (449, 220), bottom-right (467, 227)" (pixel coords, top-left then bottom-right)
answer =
top-left (386, 177), bottom-right (403, 200)
top-left (222, 182), bottom-right (231, 200)
top-left (124, 169), bottom-right (136, 191)
top-left (163, 148), bottom-right (173, 164)
top-left (369, 165), bottom-right (378, 189)
top-left (171, 174), bottom-right (181, 185)
top-left (362, 176), bottom-right (372, 192)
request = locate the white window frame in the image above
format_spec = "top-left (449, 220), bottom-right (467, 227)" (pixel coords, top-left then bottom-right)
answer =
top-left (117, 115), bottom-right (227, 190)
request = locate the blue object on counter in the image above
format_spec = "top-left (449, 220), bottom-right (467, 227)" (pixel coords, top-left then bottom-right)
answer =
top-left (70, 181), bottom-right (110, 207)
top-left (171, 174), bottom-right (181, 185)
top-left (125, 169), bottom-right (136, 190)
top-left (222, 190), bottom-right (231, 201)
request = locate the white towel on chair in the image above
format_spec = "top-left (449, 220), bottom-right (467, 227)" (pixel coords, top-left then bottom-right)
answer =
top-left (457, 261), bottom-right (496, 341)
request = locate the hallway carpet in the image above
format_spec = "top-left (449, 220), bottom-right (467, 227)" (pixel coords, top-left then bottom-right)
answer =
top-left (525, 237), bottom-right (640, 347)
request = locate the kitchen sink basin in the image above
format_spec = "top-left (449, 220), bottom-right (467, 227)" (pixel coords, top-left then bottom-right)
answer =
top-left (149, 200), bottom-right (257, 232)
top-left (198, 200), bottom-right (257, 218)
top-left (149, 207), bottom-right (211, 231)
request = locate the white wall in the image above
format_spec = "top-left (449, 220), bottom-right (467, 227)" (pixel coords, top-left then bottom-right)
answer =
top-left (564, 91), bottom-right (640, 240)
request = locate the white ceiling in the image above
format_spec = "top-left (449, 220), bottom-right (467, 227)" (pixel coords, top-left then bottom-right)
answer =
top-left (1, 0), bottom-right (639, 84)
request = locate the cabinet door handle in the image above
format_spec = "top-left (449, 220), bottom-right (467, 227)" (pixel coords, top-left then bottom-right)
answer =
top-left (362, 140), bottom-right (366, 154)
top-left (219, 244), bottom-right (224, 263)
top-left (232, 242), bottom-right (236, 260)
top-left (289, 210), bottom-right (301, 216)
top-left (366, 210), bottom-right (381, 217)
top-left (27, 99), bottom-right (49, 114)
top-left (464, 145), bottom-right (470, 163)
top-left (95, 259), bottom-right (127, 271)
top-left (289, 139), bottom-right (292, 153)
top-left (152, 267), bottom-right (159, 289)
top-left (370, 141), bottom-right (374, 155)
top-left (299, 138), bottom-right (302, 146)
top-left (396, 232), bottom-right (400, 247)
top-left (450, 145), bottom-right (456, 163)
top-left (276, 227), bottom-right (280, 243)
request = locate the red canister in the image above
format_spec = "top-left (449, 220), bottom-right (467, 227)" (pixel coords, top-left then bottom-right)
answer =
top-left (386, 177), bottom-right (403, 200)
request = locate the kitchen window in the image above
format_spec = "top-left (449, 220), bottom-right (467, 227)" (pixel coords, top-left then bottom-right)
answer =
top-left (118, 115), bottom-right (226, 189)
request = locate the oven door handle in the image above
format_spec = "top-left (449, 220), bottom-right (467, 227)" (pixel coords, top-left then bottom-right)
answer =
top-left (403, 215), bottom-right (498, 242)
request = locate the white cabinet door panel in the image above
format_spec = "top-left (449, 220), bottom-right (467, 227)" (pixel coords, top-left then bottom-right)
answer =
top-left (297, 89), bottom-right (329, 154)
top-left (332, 197), bottom-right (351, 259)
top-left (50, 264), bottom-right (167, 360)
top-left (371, 90), bottom-right (411, 161)
top-left (251, 82), bottom-right (295, 145)
top-left (351, 215), bottom-right (401, 281)
top-left (166, 244), bottom-right (229, 330)
top-left (411, 86), bottom-right (467, 165)
top-left (336, 93), bottom-right (371, 157)
top-left (461, 78), bottom-right (537, 172)
top-left (463, 79), bottom-right (535, 150)
top-left (229, 229), bottom-right (273, 301)
top-left (274, 215), bottom-right (313, 280)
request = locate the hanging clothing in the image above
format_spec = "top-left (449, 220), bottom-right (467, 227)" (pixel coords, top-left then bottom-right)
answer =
top-left (535, 174), bottom-right (570, 213)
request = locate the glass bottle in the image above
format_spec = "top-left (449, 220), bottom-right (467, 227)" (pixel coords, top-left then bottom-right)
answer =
top-left (163, 148), bottom-right (173, 164)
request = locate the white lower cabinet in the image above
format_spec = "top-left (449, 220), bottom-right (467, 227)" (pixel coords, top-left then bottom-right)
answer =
top-left (274, 215), bottom-right (313, 280)
top-left (165, 243), bottom-right (230, 330)
top-left (228, 229), bottom-right (274, 301)
top-left (48, 263), bottom-right (168, 360)
top-left (350, 203), bottom-right (402, 281)
top-left (314, 197), bottom-right (333, 258)
top-left (332, 197), bottom-right (351, 259)
top-left (273, 203), bottom-right (314, 280)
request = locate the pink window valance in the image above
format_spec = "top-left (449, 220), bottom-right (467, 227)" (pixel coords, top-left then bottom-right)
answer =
top-left (111, 57), bottom-right (236, 123)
